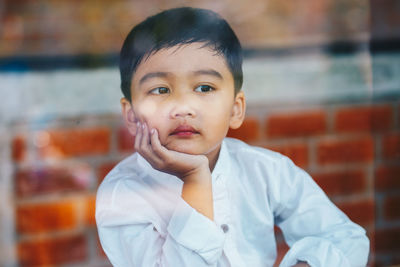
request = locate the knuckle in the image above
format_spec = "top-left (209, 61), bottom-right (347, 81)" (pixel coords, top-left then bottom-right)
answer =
top-left (160, 163), bottom-right (168, 170)
top-left (152, 160), bottom-right (163, 170)
top-left (154, 163), bottom-right (163, 170)
top-left (139, 142), bottom-right (147, 151)
top-left (152, 144), bottom-right (161, 154)
top-left (134, 142), bottom-right (140, 151)
top-left (163, 158), bottom-right (173, 168)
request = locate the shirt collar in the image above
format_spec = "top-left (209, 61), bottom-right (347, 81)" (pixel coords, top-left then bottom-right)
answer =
top-left (211, 139), bottom-right (231, 180)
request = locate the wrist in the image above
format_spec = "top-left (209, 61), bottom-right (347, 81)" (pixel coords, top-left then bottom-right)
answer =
top-left (181, 164), bottom-right (211, 184)
top-left (180, 156), bottom-right (210, 182)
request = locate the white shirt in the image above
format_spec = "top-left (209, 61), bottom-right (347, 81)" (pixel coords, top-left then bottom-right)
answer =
top-left (96, 138), bottom-right (369, 267)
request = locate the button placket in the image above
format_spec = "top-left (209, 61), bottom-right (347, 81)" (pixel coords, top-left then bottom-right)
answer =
top-left (212, 174), bottom-right (229, 225)
top-left (212, 174), bottom-right (232, 244)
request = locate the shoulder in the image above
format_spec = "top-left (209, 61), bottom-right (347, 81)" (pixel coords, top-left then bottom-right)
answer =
top-left (98, 153), bottom-right (142, 188)
top-left (96, 152), bottom-right (181, 212)
top-left (224, 137), bottom-right (289, 167)
top-left (223, 137), bottom-right (307, 188)
top-left (95, 153), bottom-right (181, 231)
top-left (96, 153), bottom-right (146, 208)
top-left (95, 153), bottom-right (158, 227)
top-left (223, 138), bottom-right (319, 213)
top-left (105, 153), bottom-right (143, 182)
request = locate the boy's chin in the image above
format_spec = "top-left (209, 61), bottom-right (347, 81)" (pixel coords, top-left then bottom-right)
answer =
top-left (164, 143), bottom-right (203, 155)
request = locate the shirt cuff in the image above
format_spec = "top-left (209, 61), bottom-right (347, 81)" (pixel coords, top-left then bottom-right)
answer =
top-left (167, 199), bottom-right (225, 265)
top-left (279, 237), bottom-right (351, 267)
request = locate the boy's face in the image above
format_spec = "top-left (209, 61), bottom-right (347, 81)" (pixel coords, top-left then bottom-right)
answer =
top-left (121, 43), bottom-right (245, 165)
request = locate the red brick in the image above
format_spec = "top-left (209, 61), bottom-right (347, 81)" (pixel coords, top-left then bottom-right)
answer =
top-left (18, 234), bottom-right (87, 266)
top-left (266, 143), bottom-right (308, 168)
top-left (39, 127), bottom-right (110, 158)
top-left (375, 227), bottom-right (400, 253)
top-left (98, 162), bottom-right (117, 184)
top-left (383, 195), bottom-right (400, 221)
top-left (312, 170), bottom-right (366, 196)
top-left (227, 117), bottom-right (260, 142)
top-left (367, 229), bottom-right (375, 254)
top-left (17, 201), bottom-right (77, 234)
top-left (382, 133), bottom-right (400, 159)
top-left (2, 15), bottom-right (24, 42)
top-left (335, 105), bottom-right (393, 133)
top-left (266, 110), bottom-right (326, 138)
top-left (337, 199), bottom-right (375, 226)
top-left (12, 135), bottom-right (26, 162)
top-left (118, 126), bottom-right (135, 152)
top-left (317, 137), bottom-right (374, 165)
top-left (374, 256), bottom-right (400, 267)
top-left (85, 195), bottom-right (96, 226)
top-left (273, 226), bottom-right (289, 267)
top-left (375, 165), bottom-right (400, 192)
top-left (15, 165), bottom-right (91, 198)
top-left (274, 240), bottom-right (289, 267)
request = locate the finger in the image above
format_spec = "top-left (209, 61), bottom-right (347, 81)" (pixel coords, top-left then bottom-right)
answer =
top-left (140, 124), bottom-right (161, 158)
top-left (150, 128), bottom-right (170, 159)
top-left (140, 123), bottom-right (150, 147)
top-left (143, 152), bottom-right (164, 169)
top-left (139, 123), bottom-right (153, 156)
top-left (138, 126), bottom-right (165, 168)
top-left (134, 122), bottom-right (142, 152)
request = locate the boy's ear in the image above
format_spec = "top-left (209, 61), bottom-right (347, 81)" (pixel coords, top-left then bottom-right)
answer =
top-left (120, 97), bottom-right (138, 135)
top-left (229, 91), bottom-right (246, 129)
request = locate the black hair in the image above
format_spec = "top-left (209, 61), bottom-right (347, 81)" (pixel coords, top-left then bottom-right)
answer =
top-left (119, 7), bottom-right (243, 100)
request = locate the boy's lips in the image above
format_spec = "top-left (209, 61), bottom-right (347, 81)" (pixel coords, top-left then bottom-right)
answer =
top-left (169, 125), bottom-right (199, 136)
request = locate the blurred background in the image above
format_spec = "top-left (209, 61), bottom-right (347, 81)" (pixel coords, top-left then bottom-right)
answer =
top-left (0, 0), bottom-right (399, 266)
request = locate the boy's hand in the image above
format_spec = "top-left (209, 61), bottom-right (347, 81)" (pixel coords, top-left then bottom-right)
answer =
top-left (135, 122), bottom-right (214, 220)
top-left (134, 122), bottom-right (210, 182)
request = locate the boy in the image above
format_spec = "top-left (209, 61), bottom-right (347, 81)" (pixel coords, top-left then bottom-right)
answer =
top-left (96, 7), bottom-right (369, 267)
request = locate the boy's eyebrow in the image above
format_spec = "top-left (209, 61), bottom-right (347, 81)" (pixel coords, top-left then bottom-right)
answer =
top-left (193, 69), bottom-right (223, 80)
top-left (139, 72), bottom-right (171, 86)
top-left (138, 69), bottom-right (223, 86)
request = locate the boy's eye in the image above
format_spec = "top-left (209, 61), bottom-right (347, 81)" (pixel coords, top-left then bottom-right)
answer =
top-left (194, 85), bottom-right (214, 93)
top-left (149, 87), bottom-right (170, 95)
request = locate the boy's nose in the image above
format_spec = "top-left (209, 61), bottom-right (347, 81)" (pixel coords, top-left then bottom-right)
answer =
top-left (169, 98), bottom-right (196, 119)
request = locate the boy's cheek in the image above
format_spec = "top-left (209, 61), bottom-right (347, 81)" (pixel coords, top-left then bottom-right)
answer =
top-left (135, 101), bottom-right (157, 117)
top-left (135, 103), bottom-right (167, 135)
top-left (134, 102), bottom-right (162, 127)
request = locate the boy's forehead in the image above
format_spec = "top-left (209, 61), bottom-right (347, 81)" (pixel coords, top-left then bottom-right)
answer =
top-left (132, 43), bottom-right (231, 81)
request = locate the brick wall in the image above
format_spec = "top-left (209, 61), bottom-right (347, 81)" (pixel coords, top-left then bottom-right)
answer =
top-left (0, 0), bottom-right (369, 58)
top-left (8, 99), bottom-right (400, 266)
top-left (11, 117), bottom-right (119, 266)
top-left (2, 0), bottom-right (399, 266)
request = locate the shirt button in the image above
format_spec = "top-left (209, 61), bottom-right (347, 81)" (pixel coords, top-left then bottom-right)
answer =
top-left (221, 224), bottom-right (229, 233)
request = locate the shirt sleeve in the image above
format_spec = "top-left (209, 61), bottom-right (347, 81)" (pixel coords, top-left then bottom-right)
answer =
top-left (96, 181), bottom-right (226, 267)
top-left (270, 157), bottom-right (370, 267)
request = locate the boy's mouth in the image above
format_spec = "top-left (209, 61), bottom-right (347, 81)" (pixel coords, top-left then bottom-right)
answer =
top-left (170, 125), bottom-right (199, 137)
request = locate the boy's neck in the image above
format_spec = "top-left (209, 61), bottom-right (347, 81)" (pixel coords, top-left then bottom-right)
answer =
top-left (207, 145), bottom-right (222, 172)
